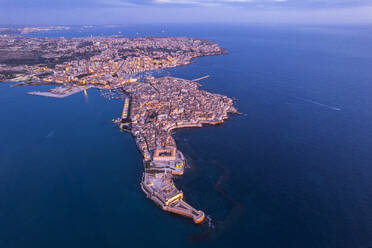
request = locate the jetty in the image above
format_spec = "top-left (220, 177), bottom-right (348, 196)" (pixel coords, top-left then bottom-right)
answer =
top-left (28, 85), bottom-right (92, 98)
top-left (192, 75), bottom-right (210, 82)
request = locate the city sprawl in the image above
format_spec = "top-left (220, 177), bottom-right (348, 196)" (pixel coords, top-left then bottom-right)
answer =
top-left (0, 34), bottom-right (237, 223)
top-left (0, 36), bottom-right (226, 86)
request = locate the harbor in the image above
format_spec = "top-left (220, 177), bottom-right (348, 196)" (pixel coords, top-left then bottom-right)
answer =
top-left (0, 32), bottom-right (235, 225)
top-left (28, 85), bottom-right (92, 98)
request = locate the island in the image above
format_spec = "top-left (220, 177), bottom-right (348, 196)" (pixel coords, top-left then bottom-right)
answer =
top-left (116, 76), bottom-right (237, 223)
top-left (0, 34), bottom-right (237, 224)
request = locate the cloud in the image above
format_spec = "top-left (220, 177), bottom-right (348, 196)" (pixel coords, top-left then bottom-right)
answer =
top-left (149, 0), bottom-right (372, 8)
top-left (151, 0), bottom-right (271, 7)
top-left (0, 0), bottom-right (372, 24)
top-left (2, 0), bottom-right (372, 9)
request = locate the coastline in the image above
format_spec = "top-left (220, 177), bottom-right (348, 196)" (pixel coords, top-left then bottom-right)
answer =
top-left (117, 76), bottom-right (237, 224)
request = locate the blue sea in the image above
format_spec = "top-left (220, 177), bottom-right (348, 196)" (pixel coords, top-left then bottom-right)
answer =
top-left (1, 24), bottom-right (372, 248)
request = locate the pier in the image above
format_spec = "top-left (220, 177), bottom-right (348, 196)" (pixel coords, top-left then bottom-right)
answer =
top-left (192, 75), bottom-right (210, 82)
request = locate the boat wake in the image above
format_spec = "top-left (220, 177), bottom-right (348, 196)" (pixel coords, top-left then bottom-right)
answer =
top-left (205, 215), bottom-right (215, 230)
top-left (296, 97), bottom-right (341, 111)
top-left (46, 130), bottom-right (55, 138)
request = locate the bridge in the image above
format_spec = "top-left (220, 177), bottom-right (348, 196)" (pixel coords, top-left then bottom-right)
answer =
top-left (120, 97), bottom-right (131, 130)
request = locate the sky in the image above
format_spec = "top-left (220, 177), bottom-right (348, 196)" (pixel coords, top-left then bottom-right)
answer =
top-left (0, 0), bottom-right (372, 25)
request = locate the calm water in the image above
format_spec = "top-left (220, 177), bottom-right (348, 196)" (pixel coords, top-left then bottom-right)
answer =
top-left (1, 24), bottom-right (372, 248)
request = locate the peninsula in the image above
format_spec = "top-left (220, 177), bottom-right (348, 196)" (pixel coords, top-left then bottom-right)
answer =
top-left (0, 34), bottom-right (237, 223)
top-left (116, 76), bottom-right (237, 223)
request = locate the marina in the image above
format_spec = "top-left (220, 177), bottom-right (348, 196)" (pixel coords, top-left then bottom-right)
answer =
top-left (28, 85), bottom-right (92, 98)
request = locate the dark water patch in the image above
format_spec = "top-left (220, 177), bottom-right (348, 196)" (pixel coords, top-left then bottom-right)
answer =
top-left (2, 24), bottom-right (372, 248)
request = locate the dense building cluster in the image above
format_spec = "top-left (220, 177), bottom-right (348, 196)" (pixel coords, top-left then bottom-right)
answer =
top-left (122, 76), bottom-right (236, 153)
top-left (0, 32), bottom-right (237, 223)
top-left (0, 36), bottom-right (226, 85)
top-left (0, 26), bottom-right (70, 36)
top-left (119, 76), bottom-right (237, 223)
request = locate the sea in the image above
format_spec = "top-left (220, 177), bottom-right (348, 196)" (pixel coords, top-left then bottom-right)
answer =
top-left (1, 24), bottom-right (372, 248)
